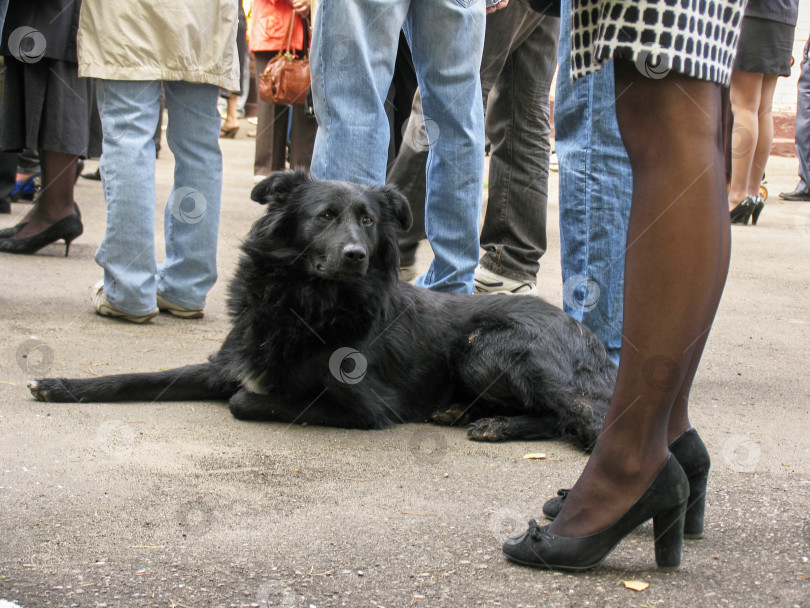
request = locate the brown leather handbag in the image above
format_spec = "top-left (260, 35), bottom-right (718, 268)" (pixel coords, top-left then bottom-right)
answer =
top-left (258, 12), bottom-right (310, 106)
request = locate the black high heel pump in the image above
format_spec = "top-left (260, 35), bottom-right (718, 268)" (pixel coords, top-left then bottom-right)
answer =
top-left (730, 196), bottom-right (756, 225)
top-left (751, 194), bottom-right (765, 226)
top-left (542, 428), bottom-right (710, 539)
top-left (503, 455), bottom-right (689, 571)
top-left (0, 208), bottom-right (83, 256)
top-left (0, 203), bottom-right (81, 239)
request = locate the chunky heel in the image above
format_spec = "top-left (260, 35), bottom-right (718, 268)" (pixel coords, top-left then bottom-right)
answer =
top-left (682, 471), bottom-right (708, 538)
top-left (670, 429), bottom-right (710, 539)
top-left (653, 501), bottom-right (687, 571)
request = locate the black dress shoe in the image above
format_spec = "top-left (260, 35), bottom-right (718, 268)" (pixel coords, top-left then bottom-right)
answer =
top-left (779, 186), bottom-right (810, 201)
top-left (0, 207), bottom-right (83, 256)
top-left (730, 196), bottom-right (756, 225)
top-left (0, 203), bottom-right (80, 239)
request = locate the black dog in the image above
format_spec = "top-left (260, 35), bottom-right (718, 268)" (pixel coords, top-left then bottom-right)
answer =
top-left (29, 170), bottom-right (616, 451)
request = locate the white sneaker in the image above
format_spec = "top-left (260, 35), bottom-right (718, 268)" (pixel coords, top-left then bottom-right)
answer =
top-left (92, 281), bottom-right (158, 323)
top-left (549, 151), bottom-right (559, 172)
top-left (156, 294), bottom-right (204, 319)
top-left (474, 266), bottom-right (538, 296)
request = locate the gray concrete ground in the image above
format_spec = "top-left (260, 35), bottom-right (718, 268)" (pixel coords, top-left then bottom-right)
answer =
top-left (1, 129), bottom-right (809, 608)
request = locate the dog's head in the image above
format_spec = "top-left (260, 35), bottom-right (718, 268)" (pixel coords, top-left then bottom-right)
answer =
top-left (246, 169), bottom-right (412, 283)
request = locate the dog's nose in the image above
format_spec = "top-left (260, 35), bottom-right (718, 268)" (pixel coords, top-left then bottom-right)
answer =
top-left (342, 244), bottom-right (367, 264)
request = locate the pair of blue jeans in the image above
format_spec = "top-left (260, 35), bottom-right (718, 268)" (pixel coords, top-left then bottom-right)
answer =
top-left (391, 0), bottom-right (558, 286)
top-left (555, 0), bottom-right (632, 365)
top-left (309, 0), bottom-right (486, 293)
top-left (95, 80), bottom-right (222, 316)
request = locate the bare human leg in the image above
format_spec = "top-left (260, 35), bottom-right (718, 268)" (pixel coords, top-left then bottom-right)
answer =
top-left (746, 73), bottom-right (778, 197)
top-left (221, 93), bottom-right (241, 136)
top-left (728, 70), bottom-right (764, 209)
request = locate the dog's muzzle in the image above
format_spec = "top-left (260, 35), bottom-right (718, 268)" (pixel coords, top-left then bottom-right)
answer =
top-left (314, 243), bottom-right (370, 280)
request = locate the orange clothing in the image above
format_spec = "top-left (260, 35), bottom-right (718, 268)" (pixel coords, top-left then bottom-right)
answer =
top-left (249, 0), bottom-right (306, 53)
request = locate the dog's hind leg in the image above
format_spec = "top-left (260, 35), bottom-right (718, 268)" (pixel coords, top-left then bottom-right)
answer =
top-left (460, 363), bottom-right (607, 451)
top-left (467, 413), bottom-right (563, 442)
top-left (29, 363), bottom-right (234, 403)
top-left (453, 325), bottom-right (610, 451)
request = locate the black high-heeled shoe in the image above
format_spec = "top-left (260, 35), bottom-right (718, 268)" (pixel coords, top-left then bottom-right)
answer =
top-left (504, 455), bottom-right (689, 571)
top-left (543, 428), bottom-right (710, 538)
top-left (751, 194), bottom-right (765, 226)
top-left (0, 203), bottom-right (81, 240)
top-left (0, 208), bottom-right (83, 256)
top-left (730, 196), bottom-right (756, 225)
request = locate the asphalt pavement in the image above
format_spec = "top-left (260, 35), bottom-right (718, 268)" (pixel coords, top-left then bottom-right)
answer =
top-left (1, 127), bottom-right (809, 608)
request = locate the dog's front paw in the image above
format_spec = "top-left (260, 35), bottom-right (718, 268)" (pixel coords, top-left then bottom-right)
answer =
top-left (430, 405), bottom-right (471, 426)
top-left (467, 416), bottom-right (511, 442)
top-left (28, 379), bottom-right (73, 402)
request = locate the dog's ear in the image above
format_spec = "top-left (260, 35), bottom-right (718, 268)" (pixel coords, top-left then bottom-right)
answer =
top-left (250, 169), bottom-right (311, 205)
top-left (378, 185), bottom-right (413, 231)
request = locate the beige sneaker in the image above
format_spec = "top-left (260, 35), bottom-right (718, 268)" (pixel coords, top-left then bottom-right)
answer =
top-left (156, 294), bottom-right (204, 319)
top-left (474, 266), bottom-right (538, 296)
top-left (92, 281), bottom-right (158, 323)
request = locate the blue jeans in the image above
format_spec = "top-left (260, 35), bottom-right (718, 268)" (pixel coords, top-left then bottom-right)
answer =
top-left (555, 0), bottom-right (632, 365)
top-left (310, 0), bottom-right (486, 293)
top-left (391, 1), bottom-right (558, 285)
top-left (95, 80), bottom-right (222, 316)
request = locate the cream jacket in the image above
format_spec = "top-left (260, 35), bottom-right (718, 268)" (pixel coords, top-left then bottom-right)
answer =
top-left (77, 1), bottom-right (239, 90)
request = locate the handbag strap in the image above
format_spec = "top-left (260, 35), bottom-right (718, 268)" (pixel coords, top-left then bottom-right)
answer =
top-left (281, 11), bottom-right (310, 57)
top-left (283, 11), bottom-right (296, 54)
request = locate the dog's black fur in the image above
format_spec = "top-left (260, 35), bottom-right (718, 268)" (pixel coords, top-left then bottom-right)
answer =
top-left (30, 170), bottom-right (616, 451)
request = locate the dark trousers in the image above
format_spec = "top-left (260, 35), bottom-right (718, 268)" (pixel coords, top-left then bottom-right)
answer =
top-left (253, 52), bottom-right (317, 175)
top-left (0, 151), bottom-right (15, 202)
top-left (796, 37), bottom-right (810, 188)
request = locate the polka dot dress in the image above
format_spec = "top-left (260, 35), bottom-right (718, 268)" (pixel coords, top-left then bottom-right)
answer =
top-left (571, 0), bottom-right (746, 85)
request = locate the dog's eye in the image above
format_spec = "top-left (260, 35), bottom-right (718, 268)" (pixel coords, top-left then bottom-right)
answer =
top-left (361, 216), bottom-right (374, 226)
top-left (319, 211), bottom-right (335, 221)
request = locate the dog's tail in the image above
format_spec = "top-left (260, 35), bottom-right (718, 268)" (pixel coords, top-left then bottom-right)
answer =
top-left (28, 363), bottom-right (236, 404)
